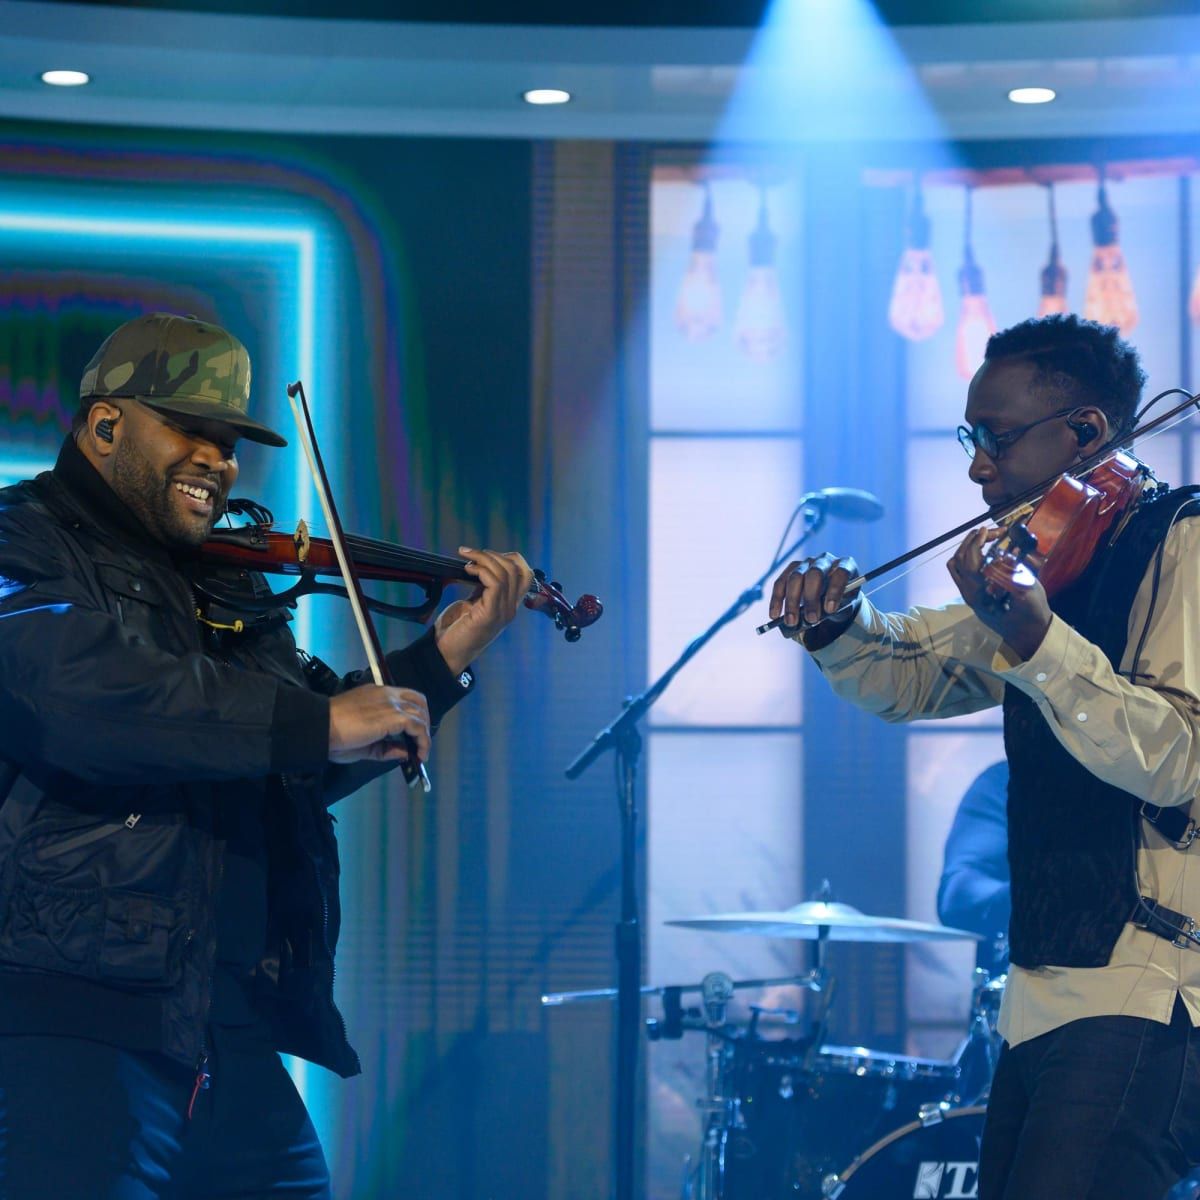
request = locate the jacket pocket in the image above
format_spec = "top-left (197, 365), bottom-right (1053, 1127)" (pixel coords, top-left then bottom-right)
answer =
top-left (0, 878), bottom-right (182, 987)
top-left (99, 891), bottom-right (176, 982)
top-left (94, 562), bottom-right (168, 647)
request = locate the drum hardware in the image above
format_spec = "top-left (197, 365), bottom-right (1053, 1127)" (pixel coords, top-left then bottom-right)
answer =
top-left (950, 968), bottom-right (1006, 1105)
top-left (545, 894), bottom-right (993, 1199)
top-left (747, 1004), bottom-right (803, 1028)
top-left (667, 894), bottom-right (985, 1199)
top-left (919, 1100), bottom-right (954, 1127)
top-left (539, 968), bottom-right (825, 1009)
top-left (820, 1105), bottom-right (986, 1199)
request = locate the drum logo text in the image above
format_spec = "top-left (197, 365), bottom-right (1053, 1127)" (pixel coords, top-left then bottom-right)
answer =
top-left (914, 1159), bottom-right (979, 1198)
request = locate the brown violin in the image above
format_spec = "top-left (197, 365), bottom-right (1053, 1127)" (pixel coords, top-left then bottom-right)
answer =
top-left (194, 500), bottom-right (603, 643)
top-left (979, 449), bottom-right (1147, 606)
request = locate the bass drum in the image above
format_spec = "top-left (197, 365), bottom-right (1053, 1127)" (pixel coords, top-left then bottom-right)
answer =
top-left (722, 1041), bottom-right (963, 1199)
top-left (824, 1106), bottom-right (986, 1199)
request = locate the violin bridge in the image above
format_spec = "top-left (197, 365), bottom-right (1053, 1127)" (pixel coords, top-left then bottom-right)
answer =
top-left (294, 520), bottom-right (311, 564)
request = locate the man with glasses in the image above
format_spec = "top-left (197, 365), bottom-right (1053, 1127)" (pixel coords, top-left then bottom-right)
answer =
top-left (768, 313), bottom-right (1200, 1200)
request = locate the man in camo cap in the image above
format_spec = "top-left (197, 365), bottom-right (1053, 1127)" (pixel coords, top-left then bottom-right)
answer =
top-left (0, 311), bottom-right (531, 1198)
top-left (78, 311), bottom-right (286, 448)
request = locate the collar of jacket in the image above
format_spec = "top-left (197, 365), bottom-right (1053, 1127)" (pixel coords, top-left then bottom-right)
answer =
top-left (50, 436), bottom-right (182, 567)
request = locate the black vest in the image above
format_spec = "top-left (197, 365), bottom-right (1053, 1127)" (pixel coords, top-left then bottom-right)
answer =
top-left (1005, 484), bottom-right (1200, 969)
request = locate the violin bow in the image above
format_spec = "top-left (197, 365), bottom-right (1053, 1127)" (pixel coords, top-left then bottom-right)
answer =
top-left (286, 381), bottom-right (431, 793)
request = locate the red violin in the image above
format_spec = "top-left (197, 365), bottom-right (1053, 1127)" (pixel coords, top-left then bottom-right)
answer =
top-left (980, 449), bottom-right (1149, 606)
top-left (194, 501), bottom-right (603, 643)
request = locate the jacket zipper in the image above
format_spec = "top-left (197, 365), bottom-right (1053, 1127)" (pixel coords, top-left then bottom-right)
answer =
top-left (187, 1051), bottom-right (211, 1120)
top-left (36, 815), bottom-right (143, 859)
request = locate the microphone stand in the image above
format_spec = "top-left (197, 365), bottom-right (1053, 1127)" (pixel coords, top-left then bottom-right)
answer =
top-left (564, 505), bottom-right (830, 1200)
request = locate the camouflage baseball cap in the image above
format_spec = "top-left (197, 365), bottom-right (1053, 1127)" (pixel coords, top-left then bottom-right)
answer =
top-left (79, 312), bottom-right (287, 447)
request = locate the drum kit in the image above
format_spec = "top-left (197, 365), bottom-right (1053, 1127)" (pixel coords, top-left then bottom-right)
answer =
top-left (543, 896), bottom-right (1004, 1200)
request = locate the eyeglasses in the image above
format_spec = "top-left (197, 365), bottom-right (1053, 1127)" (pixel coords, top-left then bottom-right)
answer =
top-left (956, 407), bottom-right (1076, 461)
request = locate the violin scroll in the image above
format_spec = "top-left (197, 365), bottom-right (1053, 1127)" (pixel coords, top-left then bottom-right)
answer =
top-left (526, 571), bottom-right (604, 643)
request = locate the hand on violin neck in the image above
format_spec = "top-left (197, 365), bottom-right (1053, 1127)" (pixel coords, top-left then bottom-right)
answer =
top-left (328, 685), bottom-right (431, 765)
top-left (768, 552), bottom-right (862, 646)
top-left (434, 546), bottom-right (536, 675)
top-left (947, 527), bottom-right (1051, 662)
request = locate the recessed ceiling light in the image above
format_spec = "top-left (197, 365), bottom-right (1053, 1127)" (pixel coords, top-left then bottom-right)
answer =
top-left (40, 70), bottom-right (90, 87)
top-left (1008, 87), bottom-right (1056, 105)
top-left (522, 89), bottom-right (571, 106)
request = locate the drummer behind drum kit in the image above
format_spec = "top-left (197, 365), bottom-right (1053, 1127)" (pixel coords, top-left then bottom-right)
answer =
top-left (543, 897), bottom-right (1004, 1200)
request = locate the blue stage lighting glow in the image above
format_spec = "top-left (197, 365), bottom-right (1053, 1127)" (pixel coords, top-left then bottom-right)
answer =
top-left (0, 457), bottom-right (54, 488)
top-left (0, 198), bottom-right (326, 1106)
top-left (713, 0), bottom-right (951, 143)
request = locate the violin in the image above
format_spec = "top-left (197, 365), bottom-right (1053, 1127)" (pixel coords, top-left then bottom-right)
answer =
top-left (757, 387), bottom-right (1200, 635)
top-left (192, 501), bottom-right (603, 643)
top-left (979, 449), bottom-right (1147, 607)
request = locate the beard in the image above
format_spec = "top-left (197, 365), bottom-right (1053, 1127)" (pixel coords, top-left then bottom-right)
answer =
top-left (110, 439), bottom-right (221, 548)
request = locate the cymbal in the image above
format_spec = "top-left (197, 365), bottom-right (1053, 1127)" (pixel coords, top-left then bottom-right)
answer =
top-left (666, 900), bottom-right (982, 943)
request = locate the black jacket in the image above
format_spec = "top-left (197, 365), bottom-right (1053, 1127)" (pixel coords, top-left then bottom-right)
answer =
top-left (0, 439), bottom-right (471, 1075)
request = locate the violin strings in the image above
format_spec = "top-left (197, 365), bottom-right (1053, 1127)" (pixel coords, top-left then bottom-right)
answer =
top-left (339, 532), bottom-right (469, 574)
top-left (856, 536), bottom-right (983, 608)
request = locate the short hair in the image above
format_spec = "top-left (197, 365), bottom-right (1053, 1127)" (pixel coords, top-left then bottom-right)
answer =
top-left (984, 314), bottom-right (1145, 437)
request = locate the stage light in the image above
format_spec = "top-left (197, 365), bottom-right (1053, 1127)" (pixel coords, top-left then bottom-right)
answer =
top-left (734, 186), bottom-right (786, 362)
top-left (674, 182), bottom-right (722, 342)
top-left (1037, 183), bottom-right (1068, 317)
top-left (955, 189), bottom-right (995, 380)
top-left (522, 88), bottom-right (571, 105)
top-left (1083, 175), bottom-right (1137, 334)
top-left (40, 70), bottom-right (90, 87)
top-left (888, 182), bottom-right (943, 341)
top-left (1188, 264), bottom-right (1200, 326)
top-left (1008, 87), bottom-right (1056, 105)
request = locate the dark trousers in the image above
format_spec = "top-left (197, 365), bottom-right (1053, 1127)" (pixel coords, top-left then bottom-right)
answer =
top-left (980, 997), bottom-right (1200, 1200)
top-left (0, 1024), bottom-right (331, 1199)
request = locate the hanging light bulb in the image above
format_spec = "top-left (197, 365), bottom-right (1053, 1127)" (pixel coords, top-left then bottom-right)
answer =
top-left (1189, 262), bottom-right (1200, 325)
top-left (1187, 185), bottom-right (1200, 324)
top-left (888, 181), bottom-right (943, 341)
top-left (674, 182), bottom-right (722, 341)
top-left (1037, 183), bottom-right (1068, 317)
top-left (734, 185), bottom-right (787, 362)
top-left (1083, 172), bottom-right (1138, 333)
top-left (956, 188), bottom-right (996, 380)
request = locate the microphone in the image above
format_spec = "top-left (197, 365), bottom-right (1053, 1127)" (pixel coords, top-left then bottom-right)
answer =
top-left (800, 487), bottom-right (884, 523)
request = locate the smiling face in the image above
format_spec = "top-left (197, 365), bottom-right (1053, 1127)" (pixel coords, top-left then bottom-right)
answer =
top-left (83, 399), bottom-right (241, 547)
top-left (962, 357), bottom-right (1109, 515)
